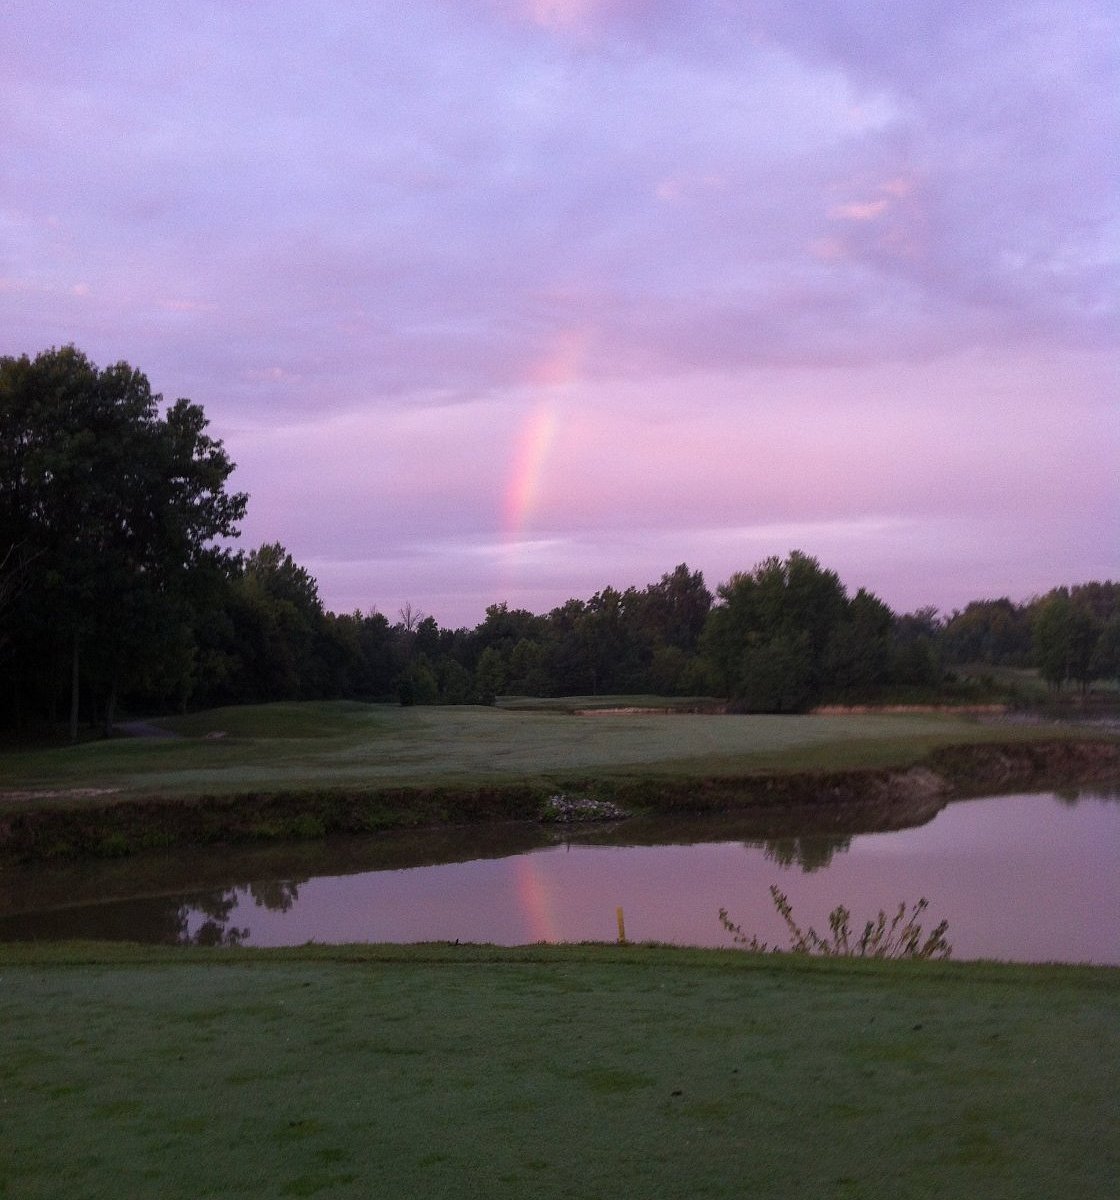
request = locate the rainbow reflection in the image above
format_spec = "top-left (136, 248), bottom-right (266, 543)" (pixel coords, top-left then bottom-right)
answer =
top-left (513, 854), bottom-right (560, 943)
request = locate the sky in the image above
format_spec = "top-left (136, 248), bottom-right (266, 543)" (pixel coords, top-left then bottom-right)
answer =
top-left (2, 0), bottom-right (1117, 628)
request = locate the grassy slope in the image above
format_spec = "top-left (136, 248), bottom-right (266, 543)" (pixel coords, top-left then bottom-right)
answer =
top-left (2, 942), bottom-right (1117, 1199)
top-left (0, 700), bottom-right (1105, 808)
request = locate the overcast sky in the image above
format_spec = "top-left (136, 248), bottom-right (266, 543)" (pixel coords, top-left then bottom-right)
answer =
top-left (3, 0), bottom-right (1116, 626)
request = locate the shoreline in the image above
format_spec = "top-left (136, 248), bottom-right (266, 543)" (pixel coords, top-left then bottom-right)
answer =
top-left (1, 736), bottom-right (1117, 864)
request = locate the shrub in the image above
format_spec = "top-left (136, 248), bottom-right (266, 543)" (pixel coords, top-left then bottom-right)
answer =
top-left (719, 884), bottom-right (951, 960)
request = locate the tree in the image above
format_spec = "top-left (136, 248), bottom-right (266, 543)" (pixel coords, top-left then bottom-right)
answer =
top-left (472, 603), bottom-right (547, 657)
top-left (436, 656), bottom-right (474, 704)
top-left (890, 607), bottom-right (943, 689)
top-left (244, 542), bottom-right (322, 614)
top-left (218, 544), bottom-right (327, 702)
top-left (1068, 581), bottom-right (1120, 626)
top-left (1033, 592), bottom-right (1064, 692)
top-left (942, 598), bottom-right (1032, 667)
top-left (507, 637), bottom-right (549, 696)
top-left (0, 346), bottom-right (246, 735)
top-left (735, 631), bottom-right (815, 712)
top-left (640, 564), bottom-right (712, 653)
top-left (820, 588), bottom-right (893, 698)
top-left (1033, 592), bottom-right (1077, 692)
top-left (474, 646), bottom-right (507, 703)
top-left (701, 551), bottom-right (851, 711)
top-left (1090, 616), bottom-right (1120, 684)
top-left (542, 597), bottom-right (596, 695)
top-left (397, 655), bottom-right (439, 706)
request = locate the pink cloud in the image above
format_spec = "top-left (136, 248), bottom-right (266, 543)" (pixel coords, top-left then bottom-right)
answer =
top-left (496, 0), bottom-right (636, 35)
top-left (829, 198), bottom-right (890, 221)
top-left (1, 0), bottom-right (1114, 628)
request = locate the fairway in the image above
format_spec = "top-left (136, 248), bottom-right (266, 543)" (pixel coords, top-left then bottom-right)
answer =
top-left (2, 943), bottom-right (1117, 1199)
top-left (0, 701), bottom-right (1092, 803)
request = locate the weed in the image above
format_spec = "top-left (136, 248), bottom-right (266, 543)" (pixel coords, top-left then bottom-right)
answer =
top-left (719, 884), bottom-right (952, 959)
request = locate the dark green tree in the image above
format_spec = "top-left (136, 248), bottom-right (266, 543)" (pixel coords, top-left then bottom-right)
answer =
top-left (701, 551), bottom-right (852, 711)
top-left (889, 607), bottom-right (944, 689)
top-left (824, 588), bottom-right (894, 699)
top-left (235, 543), bottom-right (327, 700)
top-left (0, 346), bottom-right (246, 736)
top-left (507, 637), bottom-right (550, 696)
top-left (943, 598), bottom-right (1032, 666)
top-left (639, 563), bottom-right (712, 653)
top-left (1032, 590), bottom-right (1100, 693)
top-left (542, 597), bottom-right (596, 695)
top-left (473, 645), bottom-right (507, 703)
top-left (1090, 615), bottom-right (1120, 684)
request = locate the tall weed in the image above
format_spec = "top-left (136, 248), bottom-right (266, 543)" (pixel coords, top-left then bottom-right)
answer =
top-left (719, 884), bottom-right (952, 959)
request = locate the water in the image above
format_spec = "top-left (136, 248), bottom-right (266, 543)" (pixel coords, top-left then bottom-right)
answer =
top-left (2, 789), bottom-right (1118, 963)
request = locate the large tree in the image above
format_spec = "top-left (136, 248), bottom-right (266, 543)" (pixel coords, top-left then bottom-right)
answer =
top-left (639, 563), bottom-right (712, 653)
top-left (942, 598), bottom-right (1032, 667)
top-left (702, 551), bottom-right (854, 711)
top-left (0, 346), bottom-right (246, 736)
top-left (1032, 590), bottom-right (1100, 694)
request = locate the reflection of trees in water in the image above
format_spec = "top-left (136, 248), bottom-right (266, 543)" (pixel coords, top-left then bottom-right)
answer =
top-left (175, 878), bottom-right (304, 946)
top-left (0, 875), bottom-right (309, 945)
top-left (1053, 785), bottom-right (1120, 807)
top-left (248, 879), bottom-right (301, 912)
top-left (760, 836), bottom-right (852, 873)
top-left (180, 889), bottom-right (247, 946)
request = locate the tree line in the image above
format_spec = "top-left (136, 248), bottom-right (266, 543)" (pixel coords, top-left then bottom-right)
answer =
top-left (2, 348), bottom-right (1117, 737)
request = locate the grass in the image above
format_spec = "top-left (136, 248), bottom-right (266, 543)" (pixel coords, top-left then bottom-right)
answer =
top-left (952, 664), bottom-right (1120, 703)
top-left (957, 665), bottom-right (1053, 700)
top-left (1, 941), bottom-right (1117, 1199)
top-left (0, 700), bottom-right (1107, 808)
top-left (494, 694), bottom-right (724, 712)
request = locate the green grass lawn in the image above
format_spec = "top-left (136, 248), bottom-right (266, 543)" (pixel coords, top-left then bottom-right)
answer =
top-left (2, 942), bottom-right (1117, 1199)
top-left (0, 700), bottom-right (1100, 807)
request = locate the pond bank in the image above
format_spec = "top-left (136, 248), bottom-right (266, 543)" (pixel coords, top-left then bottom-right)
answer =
top-left (1, 737), bottom-right (1117, 862)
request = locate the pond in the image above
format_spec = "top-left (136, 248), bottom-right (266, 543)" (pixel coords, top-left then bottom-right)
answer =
top-left (1, 788), bottom-right (1118, 963)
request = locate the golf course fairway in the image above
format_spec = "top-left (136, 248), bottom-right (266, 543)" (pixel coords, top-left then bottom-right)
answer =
top-left (2, 942), bottom-right (1117, 1198)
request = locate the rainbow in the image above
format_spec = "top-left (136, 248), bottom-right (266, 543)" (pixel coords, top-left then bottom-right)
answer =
top-left (504, 399), bottom-right (559, 541)
top-left (502, 329), bottom-right (586, 542)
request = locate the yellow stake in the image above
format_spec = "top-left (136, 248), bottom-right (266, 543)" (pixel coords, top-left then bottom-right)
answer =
top-left (616, 906), bottom-right (627, 944)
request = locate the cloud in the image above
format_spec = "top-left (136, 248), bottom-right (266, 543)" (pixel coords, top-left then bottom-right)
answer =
top-left (830, 199), bottom-right (890, 222)
top-left (0, 1), bottom-right (1115, 624)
